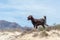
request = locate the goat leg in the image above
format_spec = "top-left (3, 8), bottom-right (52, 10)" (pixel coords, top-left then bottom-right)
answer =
top-left (42, 25), bottom-right (45, 29)
top-left (45, 24), bottom-right (49, 26)
top-left (34, 25), bottom-right (37, 29)
top-left (36, 26), bottom-right (37, 29)
top-left (34, 25), bottom-right (35, 28)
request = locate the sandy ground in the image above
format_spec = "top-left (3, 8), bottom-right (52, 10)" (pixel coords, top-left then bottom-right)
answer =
top-left (0, 30), bottom-right (60, 40)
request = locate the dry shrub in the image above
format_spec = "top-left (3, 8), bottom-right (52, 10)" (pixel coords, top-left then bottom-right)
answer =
top-left (38, 27), bottom-right (44, 31)
top-left (38, 24), bottom-right (60, 31)
top-left (46, 24), bottom-right (60, 30)
top-left (52, 32), bottom-right (60, 37)
top-left (20, 30), bottom-right (33, 36)
top-left (32, 33), bottom-right (38, 37)
top-left (40, 31), bottom-right (49, 37)
top-left (20, 31), bottom-right (27, 36)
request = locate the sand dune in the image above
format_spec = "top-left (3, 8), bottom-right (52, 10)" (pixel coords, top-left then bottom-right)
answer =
top-left (0, 30), bottom-right (60, 40)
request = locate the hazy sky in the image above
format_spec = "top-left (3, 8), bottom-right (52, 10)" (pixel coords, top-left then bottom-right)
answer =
top-left (0, 0), bottom-right (60, 27)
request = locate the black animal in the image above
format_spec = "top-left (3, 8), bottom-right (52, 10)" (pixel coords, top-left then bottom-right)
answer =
top-left (27, 15), bottom-right (48, 29)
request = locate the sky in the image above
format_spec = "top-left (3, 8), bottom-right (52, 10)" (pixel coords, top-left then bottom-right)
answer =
top-left (0, 0), bottom-right (60, 27)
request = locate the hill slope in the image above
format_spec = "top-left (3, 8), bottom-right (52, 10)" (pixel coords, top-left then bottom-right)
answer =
top-left (0, 30), bottom-right (60, 40)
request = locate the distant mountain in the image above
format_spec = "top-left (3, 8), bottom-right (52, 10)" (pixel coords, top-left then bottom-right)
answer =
top-left (0, 20), bottom-right (22, 30)
top-left (0, 20), bottom-right (33, 31)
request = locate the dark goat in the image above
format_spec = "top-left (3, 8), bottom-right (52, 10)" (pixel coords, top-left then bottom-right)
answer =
top-left (27, 15), bottom-right (48, 29)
